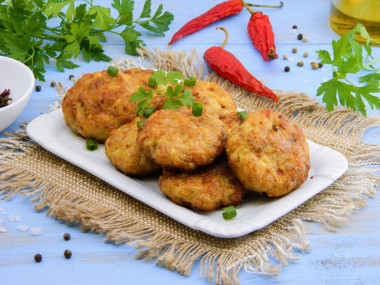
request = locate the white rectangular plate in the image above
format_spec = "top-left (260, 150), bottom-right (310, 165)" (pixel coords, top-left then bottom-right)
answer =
top-left (26, 109), bottom-right (348, 238)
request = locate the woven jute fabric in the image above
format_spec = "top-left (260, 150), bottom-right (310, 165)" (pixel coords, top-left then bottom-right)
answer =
top-left (1, 49), bottom-right (380, 285)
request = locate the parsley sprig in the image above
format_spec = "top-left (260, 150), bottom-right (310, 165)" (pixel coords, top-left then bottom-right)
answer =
top-left (0, 0), bottom-right (174, 81)
top-left (130, 70), bottom-right (200, 117)
top-left (316, 24), bottom-right (380, 116)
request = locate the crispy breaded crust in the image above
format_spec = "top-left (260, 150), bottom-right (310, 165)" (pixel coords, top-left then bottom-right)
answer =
top-left (219, 112), bottom-right (242, 135)
top-left (105, 117), bottom-right (160, 176)
top-left (62, 68), bottom-right (158, 142)
top-left (137, 108), bottom-right (226, 171)
top-left (226, 109), bottom-right (310, 197)
top-left (191, 80), bottom-right (237, 118)
top-left (159, 158), bottom-right (247, 211)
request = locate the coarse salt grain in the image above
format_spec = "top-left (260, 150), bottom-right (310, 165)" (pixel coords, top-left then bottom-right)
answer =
top-left (15, 215), bottom-right (21, 222)
top-left (0, 225), bottom-right (7, 233)
top-left (18, 225), bottom-right (29, 232)
top-left (8, 215), bottom-right (15, 222)
top-left (31, 227), bottom-right (42, 236)
top-left (321, 68), bottom-right (326, 72)
top-left (290, 29), bottom-right (297, 34)
top-left (288, 57), bottom-right (295, 62)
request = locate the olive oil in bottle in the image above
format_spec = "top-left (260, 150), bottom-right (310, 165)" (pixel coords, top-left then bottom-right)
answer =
top-left (329, 0), bottom-right (380, 43)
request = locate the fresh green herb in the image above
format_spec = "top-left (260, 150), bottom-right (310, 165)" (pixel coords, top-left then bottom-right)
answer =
top-left (107, 66), bottom-right (119, 77)
top-left (137, 120), bottom-right (146, 128)
top-left (86, 139), bottom-right (98, 151)
top-left (148, 78), bottom-right (158, 88)
top-left (143, 107), bottom-right (155, 118)
top-left (316, 24), bottom-right (380, 116)
top-left (130, 70), bottom-right (202, 115)
top-left (0, 0), bottom-right (174, 81)
top-left (237, 111), bottom-right (248, 120)
top-left (184, 77), bottom-right (197, 87)
top-left (222, 206), bottom-right (237, 220)
top-left (192, 102), bottom-right (203, 116)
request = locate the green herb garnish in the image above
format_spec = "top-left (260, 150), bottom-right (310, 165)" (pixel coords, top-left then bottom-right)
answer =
top-left (137, 120), bottom-right (146, 128)
top-left (192, 102), bottom-right (203, 116)
top-left (130, 70), bottom-right (202, 116)
top-left (0, 0), bottom-right (174, 81)
top-left (316, 24), bottom-right (380, 116)
top-left (222, 206), bottom-right (237, 220)
top-left (86, 139), bottom-right (98, 151)
top-left (184, 77), bottom-right (197, 87)
top-left (237, 111), bottom-right (248, 120)
top-left (107, 66), bottom-right (119, 77)
top-left (143, 107), bottom-right (155, 118)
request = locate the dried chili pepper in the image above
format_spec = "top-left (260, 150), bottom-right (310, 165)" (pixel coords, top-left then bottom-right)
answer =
top-left (168, 0), bottom-right (243, 47)
top-left (242, 1), bottom-right (283, 62)
top-left (204, 27), bottom-right (278, 102)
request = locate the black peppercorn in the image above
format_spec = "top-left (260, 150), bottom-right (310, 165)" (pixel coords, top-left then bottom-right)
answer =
top-left (284, 66), bottom-right (290, 72)
top-left (64, 249), bottom-right (72, 259)
top-left (297, 34), bottom-right (303, 40)
top-left (50, 81), bottom-right (56, 87)
top-left (34, 254), bottom-right (42, 263)
top-left (69, 75), bottom-right (74, 80)
top-left (63, 233), bottom-right (71, 241)
top-left (318, 62), bottom-right (323, 68)
top-left (292, 25), bottom-right (298, 29)
top-left (35, 85), bottom-right (41, 92)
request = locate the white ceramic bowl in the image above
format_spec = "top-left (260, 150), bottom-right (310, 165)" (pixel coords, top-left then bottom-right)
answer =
top-left (0, 56), bottom-right (35, 133)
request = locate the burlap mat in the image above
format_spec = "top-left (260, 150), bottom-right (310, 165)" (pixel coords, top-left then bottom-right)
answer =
top-left (1, 49), bottom-right (380, 285)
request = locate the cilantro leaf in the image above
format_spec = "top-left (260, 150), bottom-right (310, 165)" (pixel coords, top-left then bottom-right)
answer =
top-left (316, 24), bottom-right (380, 116)
top-left (129, 70), bottom-right (202, 116)
top-left (0, 0), bottom-right (174, 81)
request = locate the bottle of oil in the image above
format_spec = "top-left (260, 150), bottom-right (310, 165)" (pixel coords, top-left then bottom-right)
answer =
top-left (329, 0), bottom-right (380, 43)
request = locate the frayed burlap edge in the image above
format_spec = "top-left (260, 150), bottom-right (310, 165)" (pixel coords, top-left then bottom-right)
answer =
top-left (1, 48), bottom-right (380, 285)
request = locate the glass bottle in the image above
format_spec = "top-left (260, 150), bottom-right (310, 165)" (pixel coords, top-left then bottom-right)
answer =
top-left (329, 0), bottom-right (380, 43)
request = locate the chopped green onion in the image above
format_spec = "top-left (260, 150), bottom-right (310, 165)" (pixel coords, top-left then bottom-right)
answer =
top-left (148, 78), bottom-right (158, 88)
top-left (86, 139), bottom-right (98, 151)
top-left (184, 77), bottom-right (197, 87)
top-left (237, 111), bottom-right (248, 120)
top-left (143, 107), bottom-right (155, 118)
top-left (137, 120), bottom-right (146, 128)
top-left (107, 66), bottom-right (119, 77)
top-left (192, 102), bottom-right (203, 116)
top-left (222, 206), bottom-right (237, 220)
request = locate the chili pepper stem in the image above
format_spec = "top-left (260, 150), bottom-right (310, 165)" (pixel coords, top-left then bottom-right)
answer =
top-left (242, 0), bottom-right (284, 14)
top-left (216, 27), bottom-right (229, 49)
top-left (246, 1), bottom-right (284, 9)
top-left (241, 0), bottom-right (255, 14)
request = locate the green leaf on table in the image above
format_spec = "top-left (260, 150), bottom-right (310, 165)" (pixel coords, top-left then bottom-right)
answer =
top-left (137, 4), bottom-right (174, 35)
top-left (45, 0), bottom-right (73, 17)
top-left (89, 6), bottom-right (116, 30)
top-left (112, 0), bottom-right (134, 26)
top-left (120, 26), bottom-right (143, 56)
top-left (140, 0), bottom-right (152, 18)
top-left (316, 24), bottom-right (380, 115)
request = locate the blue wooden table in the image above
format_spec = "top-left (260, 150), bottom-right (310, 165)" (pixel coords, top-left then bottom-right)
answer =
top-left (1, 0), bottom-right (379, 284)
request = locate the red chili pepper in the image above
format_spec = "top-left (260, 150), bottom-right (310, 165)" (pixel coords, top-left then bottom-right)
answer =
top-left (204, 27), bottom-right (278, 102)
top-left (168, 0), bottom-right (243, 47)
top-left (242, 1), bottom-right (282, 62)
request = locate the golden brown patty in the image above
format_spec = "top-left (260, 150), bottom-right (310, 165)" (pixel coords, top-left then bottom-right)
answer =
top-left (137, 108), bottom-right (226, 171)
top-left (62, 68), bottom-right (163, 142)
top-left (219, 112), bottom-right (242, 135)
top-left (105, 117), bottom-right (160, 177)
top-left (191, 80), bottom-right (237, 118)
top-left (226, 109), bottom-right (310, 197)
top-left (159, 158), bottom-right (247, 211)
